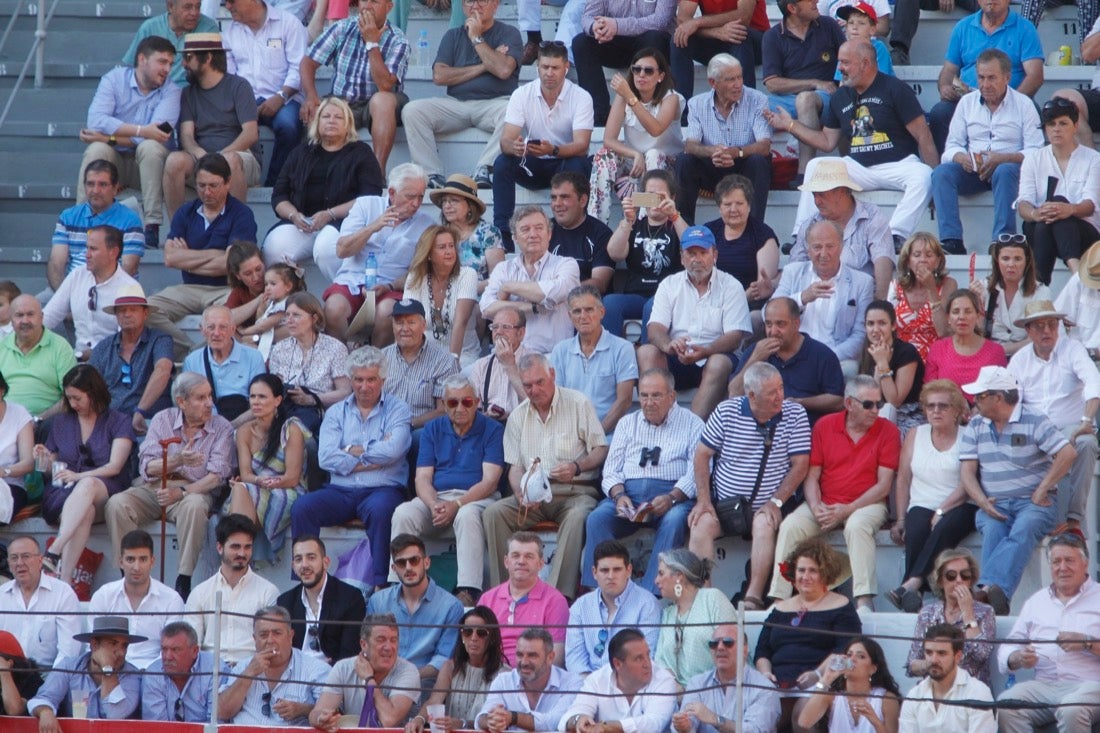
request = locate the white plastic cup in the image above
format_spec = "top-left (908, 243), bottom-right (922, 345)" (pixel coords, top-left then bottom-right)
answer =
top-left (427, 704), bottom-right (446, 733)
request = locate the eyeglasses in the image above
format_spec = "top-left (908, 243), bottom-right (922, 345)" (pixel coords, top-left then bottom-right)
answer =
top-left (88, 285), bottom-right (98, 312)
top-left (445, 397), bottom-right (476, 409)
top-left (461, 626), bottom-right (490, 639)
top-left (593, 627), bottom-right (609, 657)
top-left (121, 362), bottom-right (133, 387)
top-left (1051, 532), bottom-right (1088, 549)
top-left (639, 446), bottom-right (661, 467)
top-left (462, 0), bottom-right (491, 4)
top-left (708, 637), bottom-right (737, 650)
top-left (856, 399), bottom-right (886, 410)
top-left (631, 65), bottom-right (658, 76)
top-left (6, 553), bottom-right (38, 563)
top-left (489, 323), bottom-right (519, 332)
top-left (923, 401), bottom-right (953, 412)
top-left (308, 624), bottom-right (321, 651)
top-left (174, 698), bottom-right (184, 722)
top-left (261, 692), bottom-right (272, 717)
top-left (393, 555), bottom-right (423, 569)
top-left (943, 569), bottom-right (973, 582)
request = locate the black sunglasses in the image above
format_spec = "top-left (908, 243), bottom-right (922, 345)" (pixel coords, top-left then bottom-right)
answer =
top-left (262, 692), bottom-right (272, 717)
top-left (308, 624), bottom-right (320, 652)
top-left (461, 627), bottom-right (490, 639)
top-left (174, 697), bottom-right (184, 722)
top-left (856, 399), bottom-right (886, 410)
top-left (708, 637), bottom-right (737, 649)
top-left (88, 285), bottom-right (98, 312)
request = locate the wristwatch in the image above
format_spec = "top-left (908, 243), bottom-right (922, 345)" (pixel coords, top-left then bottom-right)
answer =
top-left (471, 34), bottom-right (484, 45)
top-left (552, 144), bottom-right (560, 157)
top-left (716, 716), bottom-right (727, 728)
top-left (276, 90), bottom-right (290, 101)
top-left (364, 41), bottom-right (379, 52)
top-left (770, 497), bottom-right (784, 508)
top-left (964, 619), bottom-right (978, 630)
top-left (934, 508), bottom-right (945, 517)
top-left (108, 135), bottom-right (117, 147)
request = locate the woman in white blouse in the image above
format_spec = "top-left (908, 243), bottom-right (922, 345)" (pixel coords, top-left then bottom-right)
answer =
top-left (1017, 97), bottom-right (1100, 285)
top-left (404, 225), bottom-right (480, 366)
top-left (968, 235), bottom-right (1050, 356)
top-left (588, 48), bottom-right (684, 221)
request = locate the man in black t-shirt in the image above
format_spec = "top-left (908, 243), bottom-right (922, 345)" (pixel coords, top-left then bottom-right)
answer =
top-left (548, 172), bottom-right (614, 293)
top-left (765, 40), bottom-right (936, 251)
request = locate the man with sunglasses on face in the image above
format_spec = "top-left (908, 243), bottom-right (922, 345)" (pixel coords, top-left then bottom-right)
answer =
top-left (672, 624), bottom-right (780, 733)
top-left (390, 374), bottom-right (505, 606)
top-left (277, 536), bottom-right (366, 665)
top-left (367, 535), bottom-right (464, 686)
top-left (769, 374), bottom-right (899, 609)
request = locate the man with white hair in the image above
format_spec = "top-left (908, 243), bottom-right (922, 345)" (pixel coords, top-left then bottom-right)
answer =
top-left (675, 54), bottom-right (772, 224)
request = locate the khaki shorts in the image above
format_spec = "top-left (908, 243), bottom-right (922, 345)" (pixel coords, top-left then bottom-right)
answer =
top-left (185, 150), bottom-right (262, 187)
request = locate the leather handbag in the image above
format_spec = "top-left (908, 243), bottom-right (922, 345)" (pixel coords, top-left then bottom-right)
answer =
top-left (714, 423), bottom-right (777, 539)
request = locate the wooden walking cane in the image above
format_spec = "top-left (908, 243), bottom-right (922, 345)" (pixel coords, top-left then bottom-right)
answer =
top-left (159, 436), bottom-right (183, 582)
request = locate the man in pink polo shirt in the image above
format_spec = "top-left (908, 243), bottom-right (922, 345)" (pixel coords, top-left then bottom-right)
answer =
top-left (767, 374), bottom-right (900, 610)
top-left (478, 531), bottom-right (569, 665)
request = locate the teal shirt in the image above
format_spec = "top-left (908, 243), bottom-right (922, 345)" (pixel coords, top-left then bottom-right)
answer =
top-left (122, 13), bottom-right (220, 86)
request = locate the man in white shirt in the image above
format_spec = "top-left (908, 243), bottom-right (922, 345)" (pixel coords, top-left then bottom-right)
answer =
top-left (560, 629), bottom-right (677, 733)
top-left (931, 49), bottom-right (1043, 254)
top-left (222, 0), bottom-right (307, 186)
top-left (899, 624), bottom-right (995, 733)
top-left (0, 536), bottom-right (80, 668)
top-left (1008, 300), bottom-right (1100, 537)
top-left (43, 224), bottom-right (138, 359)
top-left (87, 529), bottom-right (185, 669)
top-left (481, 206), bottom-right (581, 354)
top-left (475, 628), bottom-right (581, 732)
top-left (997, 533), bottom-right (1100, 733)
top-left (185, 513), bottom-right (279, 666)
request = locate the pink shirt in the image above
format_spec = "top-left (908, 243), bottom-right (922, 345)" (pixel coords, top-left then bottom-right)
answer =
top-left (924, 337), bottom-right (1007, 403)
top-left (479, 579), bottom-right (569, 665)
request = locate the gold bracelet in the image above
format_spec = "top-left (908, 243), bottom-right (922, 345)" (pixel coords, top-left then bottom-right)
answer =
top-left (788, 120), bottom-right (795, 133)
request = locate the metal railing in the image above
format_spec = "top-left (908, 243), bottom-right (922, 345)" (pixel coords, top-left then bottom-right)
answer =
top-left (0, 0), bottom-right (61, 131)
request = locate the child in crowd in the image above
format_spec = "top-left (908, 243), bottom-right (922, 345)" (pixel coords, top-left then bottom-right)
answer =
top-left (0, 281), bottom-right (20, 338)
top-left (239, 262), bottom-right (305, 360)
top-left (835, 2), bottom-right (894, 79)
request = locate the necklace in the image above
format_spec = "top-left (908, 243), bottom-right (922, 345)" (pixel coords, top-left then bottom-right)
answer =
top-left (426, 271), bottom-right (454, 342)
top-left (792, 591), bottom-right (829, 627)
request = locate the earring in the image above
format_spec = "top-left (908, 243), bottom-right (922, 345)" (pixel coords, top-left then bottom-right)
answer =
top-left (674, 581), bottom-right (683, 598)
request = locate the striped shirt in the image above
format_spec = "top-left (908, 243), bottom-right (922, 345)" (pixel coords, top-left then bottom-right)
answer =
top-left (504, 386), bottom-right (607, 482)
top-left (308, 18), bottom-right (408, 102)
top-left (685, 86), bottom-right (771, 148)
top-left (53, 201), bottom-right (144, 276)
top-left (601, 404), bottom-right (704, 498)
top-left (382, 338), bottom-right (459, 418)
top-left (959, 404), bottom-right (1069, 499)
top-left (700, 397), bottom-right (811, 506)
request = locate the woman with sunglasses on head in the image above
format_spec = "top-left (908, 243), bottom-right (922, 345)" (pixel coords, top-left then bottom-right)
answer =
top-left (588, 47), bottom-right (684, 221)
top-left (923, 290), bottom-right (1006, 404)
top-left (889, 233), bottom-right (956, 360)
top-left (34, 364), bottom-right (134, 587)
top-left (903, 548), bottom-right (994, 684)
top-left (403, 225), bottom-right (480, 366)
top-left (798, 636), bottom-right (901, 733)
top-left (968, 236), bottom-right (1051, 356)
top-left (754, 538), bottom-right (861, 733)
top-left (227, 373), bottom-right (311, 562)
top-left (885, 380), bottom-right (975, 613)
top-left (654, 549), bottom-right (735, 686)
top-left (406, 606), bottom-right (509, 733)
top-left (1017, 96), bottom-right (1100, 285)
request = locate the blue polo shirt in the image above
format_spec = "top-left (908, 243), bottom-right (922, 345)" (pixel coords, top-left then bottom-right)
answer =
top-left (89, 326), bottom-right (174, 415)
top-left (417, 411), bottom-right (504, 490)
top-left (366, 578), bottom-right (464, 670)
top-left (735, 332), bottom-right (844, 423)
top-left (182, 341), bottom-right (266, 404)
top-left (761, 17), bottom-right (845, 83)
top-left (166, 195), bottom-right (258, 286)
top-left (945, 10), bottom-right (1043, 88)
top-left (53, 201), bottom-right (145, 276)
top-left (549, 329), bottom-right (639, 422)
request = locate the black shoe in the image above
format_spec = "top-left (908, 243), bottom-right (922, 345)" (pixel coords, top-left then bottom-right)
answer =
top-left (520, 39), bottom-right (539, 66)
top-left (788, 174), bottom-right (804, 190)
top-left (890, 45), bottom-right (910, 66)
top-left (427, 173), bottom-right (446, 190)
top-left (144, 223), bottom-right (160, 248)
top-left (781, 241), bottom-right (795, 255)
top-left (893, 234), bottom-right (907, 253)
top-left (175, 574), bottom-right (192, 600)
top-left (941, 237), bottom-right (967, 255)
top-left (473, 165), bottom-right (492, 189)
top-left (985, 584), bottom-right (1010, 615)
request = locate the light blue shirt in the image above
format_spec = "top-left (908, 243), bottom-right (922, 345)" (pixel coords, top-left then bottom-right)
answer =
top-left (86, 66), bottom-right (181, 153)
top-left (28, 653), bottom-right (141, 719)
top-left (945, 10), bottom-right (1043, 88)
top-left (476, 666), bottom-right (582, 732)
top-left (122, 12), bottom-right (221, 86)
top-left (366, 579), bottom-right (464, 671)
top-left (679, 667), bottom-right (781, 733)
top-left (319, 393), bottom-right (412, 488)
top-left (182, 342), bottom-right (267, 406)
top-left (144, 651), bottom-right (226, 722)
top-left (565, 581), bottom-right (662, 674)
top-left (220, 648), bottom-right (331, 725)
top-left (550, 329), bottom-right (638, 423)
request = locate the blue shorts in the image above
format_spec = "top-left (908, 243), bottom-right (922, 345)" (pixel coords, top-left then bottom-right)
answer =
top-left (768, 90), bottom-right (832, 118)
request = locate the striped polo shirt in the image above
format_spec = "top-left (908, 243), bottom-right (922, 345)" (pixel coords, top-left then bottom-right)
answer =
top-left (959, 403), bottom-right (1069, 499)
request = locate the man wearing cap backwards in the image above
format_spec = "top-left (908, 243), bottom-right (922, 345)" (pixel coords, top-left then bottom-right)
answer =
top-left (381, 298), bottom-right (460, 430)
top-left (163, 32), bottom-right (262, 220)
top-left (959, 365), bottom-right (1077, 615)
top-left (43, 224), bottom-right (138, 360)
top-left (766, 40), bottom-right (937, 251)
top-left (637, 224), bottom-right (751, 419)
top-left (931, 48), bottom-right (1043, 255)
top-left (1007, 300), bottom-right (1100, 539)
top-left (28, 616), bottom-right (145, 728)
top-left (1056, 242), bottom-right (1100, 357)
top-left (89, 284), bottom-right (174, 434)
top-left (787, 159), bottom-right (894, 298)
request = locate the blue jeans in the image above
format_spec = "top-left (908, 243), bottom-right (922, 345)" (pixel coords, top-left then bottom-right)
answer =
top-left (975, 496), bottom-right (1056, 596)
top-left (928, 100), bottom-right (957, 156)
top-left (931, 161), bottom-right (1020, 242)
top-left (259, 98), bottom-right (303, 186)
top-left (580, 478), bottom-right (694, 594)
top-left (492, 153), bottom-right (591, 247)
top-left (290, 483), bottom-right (404, 586)
top-left (601, 294), bottom-right (654, 341)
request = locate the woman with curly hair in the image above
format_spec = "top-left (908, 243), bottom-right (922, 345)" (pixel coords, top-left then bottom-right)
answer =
top-left (888, 232), bottom-right (957, 360)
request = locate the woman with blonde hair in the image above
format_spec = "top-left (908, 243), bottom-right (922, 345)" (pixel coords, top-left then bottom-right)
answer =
top-left (404, 225), bottom-right (480, 365)
top-left (889, 232), bottom-right (957, 360)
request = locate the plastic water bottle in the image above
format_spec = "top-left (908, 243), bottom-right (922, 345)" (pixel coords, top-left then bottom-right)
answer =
top-left (416, 30), bottom-right (429, 67)
top-left (1004, 673), bottom-right (1016, 690)
top-left (363, 252), bottom-right (378, 293)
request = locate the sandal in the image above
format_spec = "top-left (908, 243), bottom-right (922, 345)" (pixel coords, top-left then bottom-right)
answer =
top-left (884, 586), bottom-right (906, 611)
top-left (742, 595), bottom-right (766, 611)
top-left (41, 551), bottom-right (61, 578)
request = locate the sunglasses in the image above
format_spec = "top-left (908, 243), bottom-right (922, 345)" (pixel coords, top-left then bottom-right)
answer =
top-left (539, 40), bottom-right (566, 50)
top-left (594, 627), bottom-right (609, 657)
top-left (262, 692), bottom-right (272, 717)
top-left (88, 285), bottom-right (98, 312)
top-left (393, 555), bottom-right (423, 569)
top-left (174, 698), bottom-right (184, 722)
top-left (943, 569), bottom-right (973, 582)
top-left (308, 624), bottom-right (320, 652)
top-left (121, 362), bottom-right (132, 387)
top-left (923, 401), bottom-right (953, 412)
top-left (857, 399), bottom-right (886, 410)
top-left (445, 397), bottom-right (476, 409)
top-left (461, 626), bottom-right (490, 639)
top-left (995, 233), bottom-right (1027, 245)
top-left (708, 637), bottom-right (737, 650)
top-left (631, 65), bottom-right (658, 76)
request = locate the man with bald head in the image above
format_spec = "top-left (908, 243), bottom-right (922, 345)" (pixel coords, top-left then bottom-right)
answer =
top-left (766, 40), bottom-right (937, 251)
top-left (0, 294), bottom-right (77, 420)
top-left (181, 305), bottom-right (266, 424)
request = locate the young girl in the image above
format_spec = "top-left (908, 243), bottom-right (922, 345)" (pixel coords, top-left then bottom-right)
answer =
top-left (239, 261), bottom-right (305, 360)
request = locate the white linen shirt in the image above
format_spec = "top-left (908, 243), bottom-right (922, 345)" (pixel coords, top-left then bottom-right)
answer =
top-left (335, 195), bottom-right (437, 288)
top-left (1016, 144), bottom-right (1100, 232)
top-left (476, 666), bottom-right (582, 732)
top-left (43, 265), bottom-right (138, 353)
top-left (0, 573), bottom-right (81, 667)
top-left (941, 87), bottom-right (1044, 163)
top-left (185, 567), bottom-right (279, 666)
top-left (649, 268), bottom-right (751, 348)
top-left (503, 78), bottom-right (595, 153)
top-left (87, 577), bottom-right (186, 668)
top-left (1056, 274), bottom-right (1100, 349)
top-left (997, 578), bottom-right (1100, 681)
top-left (223, 5), bottom-right (307, 99)
top-left (480, 251), bottom-right (580, 354)
top-left (559, 663), bottom-right (678, 733)
top-left (1008, 336), bottom-right (1100, 430)
top-left (898, 668), bottom-right (995, 733)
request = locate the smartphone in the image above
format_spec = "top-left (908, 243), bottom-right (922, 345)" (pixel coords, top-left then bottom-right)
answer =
top-left (527, 139), bottom-right (542, 146)
top-left (632, 192), bottom-right (662, 208)
top-left (157, 121), bottom-right (173, 134)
